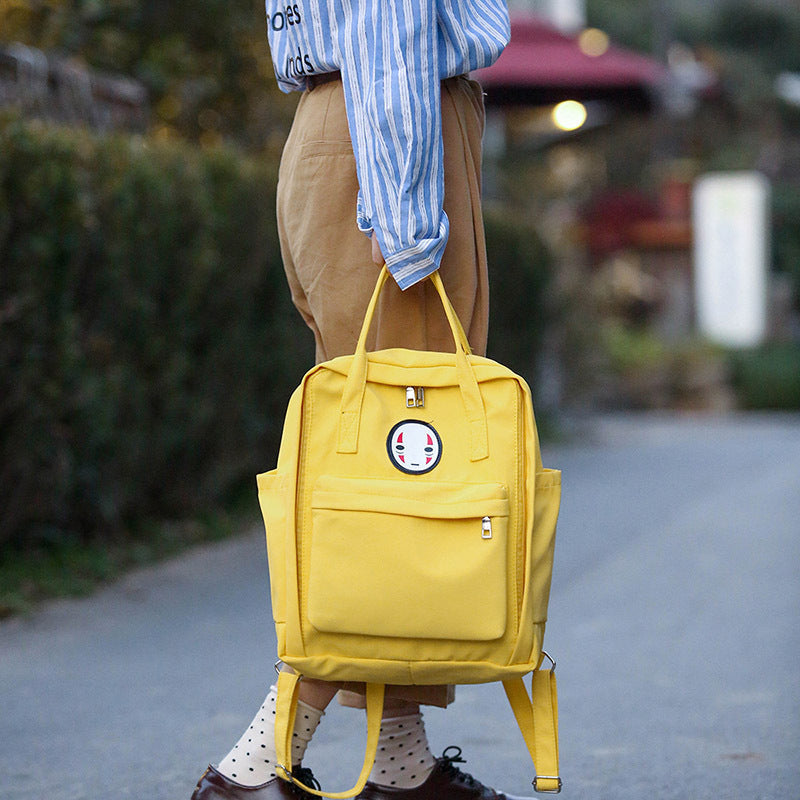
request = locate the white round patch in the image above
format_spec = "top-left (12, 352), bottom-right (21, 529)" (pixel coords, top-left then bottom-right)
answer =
top-left (387, 420), bottom-right (442, 474)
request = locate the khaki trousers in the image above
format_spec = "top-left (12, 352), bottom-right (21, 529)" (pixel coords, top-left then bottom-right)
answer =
top-left (276, 74), bottom-right (489, 708)
top-left (277, 74), bottom-right (489, 362)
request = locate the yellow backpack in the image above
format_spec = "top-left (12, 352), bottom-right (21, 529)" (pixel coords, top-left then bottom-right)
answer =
top-left (258, 267), bottom-right (562, 796)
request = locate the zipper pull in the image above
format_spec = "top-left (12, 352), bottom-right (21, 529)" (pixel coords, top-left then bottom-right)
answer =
top-left (481, 516), bottom-right (492, 539)
top-left (405, 387), bottom-right (425, 408)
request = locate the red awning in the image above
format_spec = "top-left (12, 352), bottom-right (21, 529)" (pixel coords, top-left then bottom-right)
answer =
top-left (474, 16), bottom-right (667, 108)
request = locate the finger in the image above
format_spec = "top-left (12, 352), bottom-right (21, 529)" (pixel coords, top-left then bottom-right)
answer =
top-left (371, 232), bottom-right (384, 266)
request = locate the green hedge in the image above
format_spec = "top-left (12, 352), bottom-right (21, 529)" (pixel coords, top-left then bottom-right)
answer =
top-left (0, 115), bottom-right (552, 551)
top-left (729, 343), bottom-right (800, 410)
top-left (773, 183), bottom-right (800, 314)
top-left (484, 206), bottom-right (552, 381)
top-left (0, 116), bottom-right (308, 549)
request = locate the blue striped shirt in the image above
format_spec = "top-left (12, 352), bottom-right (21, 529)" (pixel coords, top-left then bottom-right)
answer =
top-left (265, 1), bottom-right (510, 289)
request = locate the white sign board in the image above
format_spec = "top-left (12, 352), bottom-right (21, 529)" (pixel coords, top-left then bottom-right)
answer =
top-left (692, 172), bottom-right (770, 348)
top-left (515, 0), bottom-right (586, 32)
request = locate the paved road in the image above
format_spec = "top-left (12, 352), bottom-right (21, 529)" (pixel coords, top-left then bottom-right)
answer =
top-left (1, 414), bottom-right (798, 800)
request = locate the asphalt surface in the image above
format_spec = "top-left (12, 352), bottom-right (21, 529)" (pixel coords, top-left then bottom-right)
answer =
top-left (1, 413), bottom-right (798, 800)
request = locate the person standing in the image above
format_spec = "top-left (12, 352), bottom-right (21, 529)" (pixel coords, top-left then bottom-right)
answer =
top-left (190, 3), bottom-right (525, 798)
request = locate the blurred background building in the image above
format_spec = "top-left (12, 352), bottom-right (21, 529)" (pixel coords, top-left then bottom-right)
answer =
top-left (512, 0), bottom-right (587, 32)
top-left (475, 0), bottom-right (800, 412)
top-left (0, 43), bottom-right (148, 132)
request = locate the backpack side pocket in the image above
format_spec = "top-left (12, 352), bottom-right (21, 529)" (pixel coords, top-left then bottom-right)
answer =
top-left (258, 470), bottom-right (289, 628)
top-left (530, 468), bottom-right (561, 624)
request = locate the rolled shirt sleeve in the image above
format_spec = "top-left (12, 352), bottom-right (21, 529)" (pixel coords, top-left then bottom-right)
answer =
top-left (265, 0), bottom-right (509, 290)
top-left (338, 0), bottom-right (447, 290)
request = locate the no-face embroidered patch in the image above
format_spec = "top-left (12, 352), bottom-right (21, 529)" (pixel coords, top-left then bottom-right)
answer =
top-left (386, 420), bottom-right (442, 474)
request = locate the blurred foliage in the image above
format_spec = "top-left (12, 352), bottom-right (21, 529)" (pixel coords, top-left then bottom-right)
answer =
top-left (587, 0), bottom-right (800, 74)
top-left (598, 323), bottom-right (734, 411)
top-left (701, 1), bottom-right (800, 74)
top-left (0, 0), bottom-right (298, 148)
top-left (772, 184), bottom-right (800, 313)
top-left (585, 0), bottom-right (655, 54)
top-left (0, 113), bottom-right (555, 554)
top-left (601, 321), bottom-right (669, 372)
top-left (729, 343), bottom-right (800, 410)
top-left (484, 206), bottom-right (553, 384)
top-left (0, 112), bottom-right (310, 550)
top-left (587, 1), bottom-right (800, 146)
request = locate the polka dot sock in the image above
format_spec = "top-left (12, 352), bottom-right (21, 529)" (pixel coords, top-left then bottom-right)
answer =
top-left (216, 685), bottom-right (324, 786)
top-left (368, 711), bottom-right (436, 790)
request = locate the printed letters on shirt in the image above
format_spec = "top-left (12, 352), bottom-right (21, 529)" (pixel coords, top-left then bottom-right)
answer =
top-left (267, 2), bottom-right (315, 78)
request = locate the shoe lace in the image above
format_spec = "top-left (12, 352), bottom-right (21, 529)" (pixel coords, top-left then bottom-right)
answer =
top-left (440, 745), bottom-right (480, 789)
top-left (291, 766), bottom-right (321, 797)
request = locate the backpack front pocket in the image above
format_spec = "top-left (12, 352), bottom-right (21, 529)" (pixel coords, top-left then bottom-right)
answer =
top-left (307, 476), bottom-right (509, 641)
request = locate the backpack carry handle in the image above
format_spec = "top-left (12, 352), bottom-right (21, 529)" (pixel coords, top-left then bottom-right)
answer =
top-left (337, 266), bottom-right (489, 460)
top-left (428, 269), bottom-right (473, 355)
top-left (351, 266), bottom-right (473, 356)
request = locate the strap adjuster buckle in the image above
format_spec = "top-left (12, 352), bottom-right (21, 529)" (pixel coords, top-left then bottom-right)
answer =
top-left (533, 775), bottom-right (562, 793)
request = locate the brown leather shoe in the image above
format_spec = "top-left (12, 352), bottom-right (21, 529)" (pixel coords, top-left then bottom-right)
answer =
top-left (190, 764), bottom-right (320, 799)
top-left (356, 747), bottom-right (533, 800)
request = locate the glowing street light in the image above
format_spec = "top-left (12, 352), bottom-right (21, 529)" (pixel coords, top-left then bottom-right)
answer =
top-left (551, 100), bottom-right (587, 131)
top-left (578, 28), bottom-right (610, 57)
